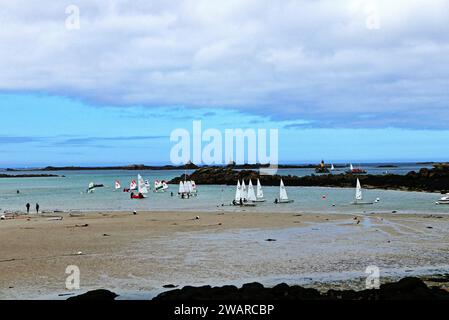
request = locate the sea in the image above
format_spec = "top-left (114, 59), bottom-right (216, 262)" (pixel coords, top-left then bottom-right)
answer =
top-left (1, 162), bottom-right (447, 215)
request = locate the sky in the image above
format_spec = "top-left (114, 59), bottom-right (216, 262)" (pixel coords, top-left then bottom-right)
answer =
top-left (0, 0), bottom-right (448, 166)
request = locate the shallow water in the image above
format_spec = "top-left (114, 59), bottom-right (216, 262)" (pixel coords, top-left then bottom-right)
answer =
top-left (0, 167), bottom-right (447, 214)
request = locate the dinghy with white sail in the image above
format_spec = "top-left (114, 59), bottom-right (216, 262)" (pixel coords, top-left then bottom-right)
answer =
top-left (351, 178), bottom-right (373, 205)
top-left (255, 179), bottom-right (266, 202)
top-left (241, 180), bottom-right (248, 201)
top-left (275, 179), bottom-right (294, 204)
top-left (243, 180), bottom-right (257, 206)
top-left (114, 180), bottom-right (121, 191)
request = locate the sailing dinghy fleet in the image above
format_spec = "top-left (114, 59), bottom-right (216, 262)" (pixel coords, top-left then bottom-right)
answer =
top-left (178, 180), bottom-right (197, 198)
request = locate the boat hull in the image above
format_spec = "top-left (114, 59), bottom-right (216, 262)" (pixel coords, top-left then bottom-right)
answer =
top-left (276, 200), bottom-right (294, 204)
top-left (351, 201), bottom-right (374, 205)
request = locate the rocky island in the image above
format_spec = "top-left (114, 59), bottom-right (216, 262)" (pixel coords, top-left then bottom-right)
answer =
top-left (169, 163), bottom-right (449, 193)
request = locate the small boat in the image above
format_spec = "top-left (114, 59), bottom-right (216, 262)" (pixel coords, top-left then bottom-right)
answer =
top-left (178, 181), bottom-right (192, 199)
top-left (436, 194), bottom-right (449, 205)
top-left (243, 180), bottom-right (257, 206)
top-left (114, 180), bottom-right (121, 191)
top-left (87, 182), bottom-right (104, 193)
top-left (347, 163), bottom-right (367, 174)
top-left (129, 179), bottom-right (137, 191)
top-left (154, 180), bottom-right (166, 193)
top-left (87, 182), bottom-right (95, 193)
top-left (131, 174), bottom-right (148, 199)
top-left (190, 180), bottom-right (198, 196)
top-left (241, 180), bottom-right (248, 201)
top-left (275, 179), bottom-right (294, 204)
top-left (351, 178), bottom-right (373, 205)
top-left (331, 164), bottom-right (335, 171)
top-left (255, 179), bottom-right (266, 202)
top-left (233, 180), bottom-right (242, 205)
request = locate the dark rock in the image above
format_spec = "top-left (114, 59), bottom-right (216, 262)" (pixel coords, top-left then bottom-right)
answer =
top-left (163, 284), bottom-right (178, 288)
top-left (167, 164), bottom-right (449, 193)
top-left (67, 289), bottom-right (118, 301)
top-left (154, 277), bottom-right (449, 301)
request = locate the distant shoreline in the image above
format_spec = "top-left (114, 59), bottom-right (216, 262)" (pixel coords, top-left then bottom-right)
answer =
top-left (3, 161), bottom-right (438, 172)
top-left (0, 174), bottom-right (60, 178)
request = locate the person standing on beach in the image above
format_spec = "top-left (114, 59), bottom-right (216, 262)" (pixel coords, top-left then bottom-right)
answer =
top-left (36, 203), bottom-right (40, 213)
top-left (26, 203), bottom-right (30, 213)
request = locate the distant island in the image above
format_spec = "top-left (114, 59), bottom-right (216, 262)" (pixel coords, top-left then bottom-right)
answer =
top-left (5, 162), bottom-right (349, 172)
top-left (0, 174), bottom-right (60, 178)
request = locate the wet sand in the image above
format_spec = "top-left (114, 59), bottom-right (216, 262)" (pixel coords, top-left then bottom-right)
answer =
top-left (1, 210), bottom-right (449, 299)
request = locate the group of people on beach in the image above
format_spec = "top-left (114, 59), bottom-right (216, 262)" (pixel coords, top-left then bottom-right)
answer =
top-left (25, 203), bottom-right (40, 214)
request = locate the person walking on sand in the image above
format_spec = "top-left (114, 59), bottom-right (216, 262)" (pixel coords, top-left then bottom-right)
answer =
top-left (26, 203), bottom-right (30, 214)
top-left (35, 203), bottom-right (40, 214)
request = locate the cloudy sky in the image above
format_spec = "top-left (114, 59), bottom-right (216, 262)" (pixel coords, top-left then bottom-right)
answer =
top-left (0, 0), bottom-right (448, 166)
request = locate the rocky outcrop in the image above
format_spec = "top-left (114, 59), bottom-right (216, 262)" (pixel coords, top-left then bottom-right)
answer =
top-left (168, 165), bottom-right (449, 192)
top-left (67, 289), bottom-right (118, 301)
top-left (154, 277), bottom-right (449, 300)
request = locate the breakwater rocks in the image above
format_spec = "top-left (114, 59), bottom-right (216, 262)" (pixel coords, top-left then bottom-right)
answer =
top-left (154, 277), bottom-right (449, 300)
top-left (168, 165), bottom-right (449, 192)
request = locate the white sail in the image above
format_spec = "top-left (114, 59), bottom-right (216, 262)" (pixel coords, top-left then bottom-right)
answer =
top-left (162, 181), bottom-right (169, 190)
top-left (88, 182), bottom-right (95, 193)
top-left (256, 179), bottom-right (264, 199)
top-left (138, 174), bottom-right (148, 194)
top-left (179, 181), bottom-right (185, 194)
top-left (154, 180), bottom-right (164, 192)
top-left (279, 179), bottom-right (289, 201)
top-left (145, 180), bottom-right (150, 188)
top-left (235, 180), bottom-right (241, 201)
top-left (130, 179), bottom-right (137, 190)
top-left (247, 180), bottom-right (257, 202)
top-left (185, 181), bottom-right (193, 193)
top-left (241, 180), bottom-right (248, 200)
top-left (331, 164), bottom-right (335, 171)
top-left (355, 178), bottom-right (363, 201)
top-left (350, 163), bottom-right (354, 171)
top-left (191, 180), bottom-right (197, 193)
top-left (115, 180), bottom-right (121, 190)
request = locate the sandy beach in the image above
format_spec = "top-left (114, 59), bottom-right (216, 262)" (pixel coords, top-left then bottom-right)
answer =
top-left (1, 210), bottom-right (449, 299)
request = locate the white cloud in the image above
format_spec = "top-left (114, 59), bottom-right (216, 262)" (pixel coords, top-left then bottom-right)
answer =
top-left (0, 0), bottom-right (448, 128)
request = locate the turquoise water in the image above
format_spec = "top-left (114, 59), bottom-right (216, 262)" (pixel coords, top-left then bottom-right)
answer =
top-left (0, 167), bottom-right (447, 214)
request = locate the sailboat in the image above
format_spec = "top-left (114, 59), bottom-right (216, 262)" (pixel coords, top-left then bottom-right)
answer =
top-left (129, 179), bottom-right (137, 191)
top-left (351, 178), bottom-right (373, 205)
top-left (234, 180), bottom-right (242, 205)
top-left (87, 182), bottom-right (95, 194)
top-left (154, 180), bottom-right (165, 193)
top-left (276, 179), bottom-right (294, 204)
top-left (255, 179), bottom-right (266, 202)
top-left (114, 180), bottom-right (121, 191)
top-left (436, 194), bottom-right (449, 205)
top-left (347, 163), bottom-right (367, 174)
top-left (131, 174), bottom-right (148, 199)
top-left (190, 180), bottom-right (197, 195)
top-left (331, 164), bottom-right (335, 171)
top-left (243, 180), bottom-right (257, 206)
top-left (179, 181), bottom-right (190, 198)
top-left (241, 180), bottom-right (248, 201)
